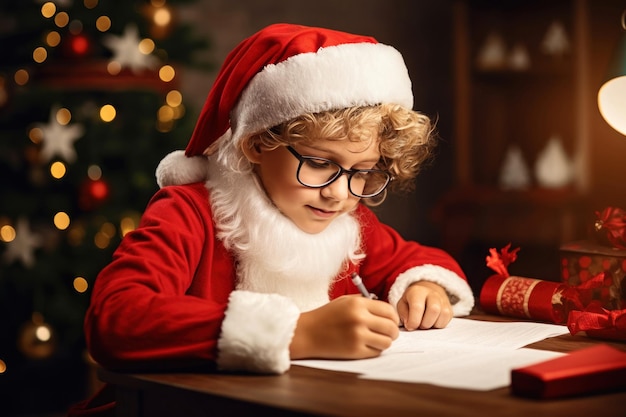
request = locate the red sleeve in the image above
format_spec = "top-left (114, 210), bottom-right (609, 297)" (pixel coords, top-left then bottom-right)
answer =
top-left (84, 183), bottom-right (235, 371)
top-left (352, 204), bottom-right (468, 299)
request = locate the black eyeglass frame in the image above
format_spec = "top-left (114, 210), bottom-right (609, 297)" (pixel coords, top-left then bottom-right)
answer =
top-left (285, 146), bottom-right (392, 198)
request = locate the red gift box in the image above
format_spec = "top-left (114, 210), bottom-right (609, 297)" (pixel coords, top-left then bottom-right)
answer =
top-left (560, 240), bottom-right (626, 310)
top-left (511, 344), bottom-right (626, 399)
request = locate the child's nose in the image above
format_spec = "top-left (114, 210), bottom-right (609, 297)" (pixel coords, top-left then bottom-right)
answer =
top-left (320, 174), bottom-right (350, 201)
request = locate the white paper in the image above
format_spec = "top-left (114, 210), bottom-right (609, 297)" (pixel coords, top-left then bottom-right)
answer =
top-left (292, 318), bottom-right (569, 390)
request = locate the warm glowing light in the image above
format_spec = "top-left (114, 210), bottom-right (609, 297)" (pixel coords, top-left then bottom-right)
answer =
top-left (50, 161), bottom-right (67, 179)
top-left (73, 277), bottom-right (89, 293)
top-left (120, 216), bottom-right (137, 236)
top-left (172, 104), bottom-right (185, 119)
top-left (84, 0), bottom-right (99, 9)
top-left (107, 61), bottom-right (122, 75)
top-left (598, 76), bottom-right (626, 136)
top-left (46, 31), bottom-right (61, 47)
top-left (55, 12), bottom-right (69, 28)
top-left (33, 47), bottom-right (48, 63)
top-left (56, 107), bottom-right (71, 125)
top-left (166, 90), bottom-right (182, 107)
top-left (54, 212), bottom-right (71, 230)
top-left (100, 104), bottom-right (116, 122)
top-left (0, 225), bottom-right (16, 242)
top-left (96, 16), bottom-right (111, 32)
top-left (94, 231), bottom-right (111, 249)
top-left (35, 325), bottom-right (52, 342)
top-left (139, 38), bottom-right (155, 54)
top-left (153, 8), bottom-right (171, 27)
top-left (41, 2), bottom-right (56, 18)
top-left (100, 222), bottom-right (116, 239)
top-left (29, 127), bottom-right (44, 144)
top-left (87, 165), bottom-right (102, 180)
top-left (0, 359), bottom-right (6, 374)
top-left (151, 0), bottom-right (166, 7)
top-left (14, 69), bottom-right (29, 86)
top-left (159, 65), bottom-right (175, 82)
top-left (158, 105), bottom-right (174, 122)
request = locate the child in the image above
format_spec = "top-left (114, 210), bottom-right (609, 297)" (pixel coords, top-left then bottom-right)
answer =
top-left (84, 23), bottom-right (474, 378)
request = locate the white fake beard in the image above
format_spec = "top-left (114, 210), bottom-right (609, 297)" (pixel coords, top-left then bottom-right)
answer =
top-left (206, 155), bottom-right (364, 312)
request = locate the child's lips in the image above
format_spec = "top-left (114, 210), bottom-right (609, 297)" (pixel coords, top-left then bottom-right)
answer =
top-left (308, 205), bottom-right (337, 218)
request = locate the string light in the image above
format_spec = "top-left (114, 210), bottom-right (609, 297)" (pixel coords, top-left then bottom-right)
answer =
top-left (153, 7), bottom-right (171, 27)
top-left (56, 107), bottom-right (72, 125)
top-left (33, 47), bottom-right (48, 64)
top-left (107, 61), bottom-right (122, 75)
top-left (158, 65), bottom-right (175, 82)
top-left (84, 0), bottom-right (99, 9)
top-left (50, 161), bottom-right (67, 179)
top-left (73, 277), bottom-right (89, 293)
top-left (14, 69), bottom-right (29, 86)
top-left (0, 359), bottom-right (6, 374)
top-left (87, 165), bottom-right (102, 180)
top-left (45, 31), bottom-right (61, 47)
top-left (54, 212), bottom-right (71, 230)
top-left (28, 127), bottom-right (44, 144)
top-left (96, 16), bottom-right (111, 32)
top-left (0, 224), bottom-right (16, 242)
top-left (165, 90), bottom-right (182, 107)
top-left (120, 215), bottom-right (137, 236)
top-left (99, 104), bottom-right (116, 122)
top-left (138, 38), bottom-right (155, 54)
top-left (41, 2), bottom-right (56, 18)
top-left (55, 12), bottom-right (69, 28)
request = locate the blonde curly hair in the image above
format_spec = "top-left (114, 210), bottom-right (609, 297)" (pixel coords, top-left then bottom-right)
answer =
top-left (243, 104), bottom-right (437, 206)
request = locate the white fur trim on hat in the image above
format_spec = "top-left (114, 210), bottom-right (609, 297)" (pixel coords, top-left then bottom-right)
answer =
top-left (216, 290), bottom-right (300, 374)
top-left (229, 42), bottom-right (413, 148)
top-left (155, 150), bottom-right (210, 188)
top-left (387, 265), bottom-right (475, 318)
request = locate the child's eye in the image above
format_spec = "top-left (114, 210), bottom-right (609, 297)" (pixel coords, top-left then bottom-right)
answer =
top-left (304, 158), bottom-right (334, 170)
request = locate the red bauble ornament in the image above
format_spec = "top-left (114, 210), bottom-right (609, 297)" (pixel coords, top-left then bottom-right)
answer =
top-left (79, 178), bottom-right (110, 211)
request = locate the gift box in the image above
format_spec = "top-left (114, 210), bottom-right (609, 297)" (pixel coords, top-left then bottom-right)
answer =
top-left (511, 344), bottom-right (626, 399)
top-left (559, 240), bottom-right (626, 310)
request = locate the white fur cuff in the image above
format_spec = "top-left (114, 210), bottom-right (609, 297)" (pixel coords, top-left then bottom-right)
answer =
top-left (387, 265), bottom-right (475, 317)
top-left (217, 290), bottom-right (300, 374)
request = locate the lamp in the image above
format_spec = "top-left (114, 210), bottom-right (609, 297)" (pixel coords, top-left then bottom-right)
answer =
top-left (597, 10), bottom-right (626, 136)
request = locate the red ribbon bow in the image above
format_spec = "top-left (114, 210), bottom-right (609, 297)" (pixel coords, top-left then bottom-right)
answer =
top-left (567, 303), bottom-right (626, 341)
top-left (595, 206), bottom-right (626, 249)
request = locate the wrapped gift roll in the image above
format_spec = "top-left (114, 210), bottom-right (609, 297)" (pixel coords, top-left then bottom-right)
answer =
top-left (480, 274), bottom-right (568, 324)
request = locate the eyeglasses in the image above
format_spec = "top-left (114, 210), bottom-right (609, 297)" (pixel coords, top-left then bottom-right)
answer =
top-left (286, 146), bottom-right (392, 198)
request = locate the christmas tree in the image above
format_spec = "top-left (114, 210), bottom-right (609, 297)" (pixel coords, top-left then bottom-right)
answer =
top-left (0, 1), bottom-right (210, 414)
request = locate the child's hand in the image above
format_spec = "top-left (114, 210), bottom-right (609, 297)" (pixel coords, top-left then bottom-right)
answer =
top-left (396, 281), bottom-right (453, 331)
top-left (290, 296), bottom-right (399, 360)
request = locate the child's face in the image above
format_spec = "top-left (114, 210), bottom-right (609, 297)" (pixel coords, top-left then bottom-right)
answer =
top-left (252, 138), bottom-right (381, 234)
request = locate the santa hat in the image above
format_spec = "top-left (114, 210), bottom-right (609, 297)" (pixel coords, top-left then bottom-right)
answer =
top-left (157, 23), bottom-right (413, 187)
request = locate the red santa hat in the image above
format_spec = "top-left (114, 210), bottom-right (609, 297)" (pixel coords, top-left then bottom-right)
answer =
top-left (157, 23), bottom-right (413, 187)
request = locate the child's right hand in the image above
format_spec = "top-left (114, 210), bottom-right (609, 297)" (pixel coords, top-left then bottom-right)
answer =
top-left (289, 295), bottom-right (400, 360)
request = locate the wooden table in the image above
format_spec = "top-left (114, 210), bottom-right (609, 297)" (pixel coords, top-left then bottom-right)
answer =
top-left (99, 314), bottom-right (626, 417)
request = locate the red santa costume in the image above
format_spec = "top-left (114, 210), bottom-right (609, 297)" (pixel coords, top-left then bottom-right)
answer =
top-left (84, 23), bottom-right (475, 382)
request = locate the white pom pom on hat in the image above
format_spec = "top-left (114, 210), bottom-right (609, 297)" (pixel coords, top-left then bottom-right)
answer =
top-left (157, 23), bottom-right (414, 187)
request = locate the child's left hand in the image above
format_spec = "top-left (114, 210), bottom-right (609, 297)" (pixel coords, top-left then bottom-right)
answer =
top-left (396, 281), bottom-right (453, 330)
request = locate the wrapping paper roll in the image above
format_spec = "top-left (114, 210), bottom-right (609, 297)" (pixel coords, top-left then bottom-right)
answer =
top-left (480, 274), bottom-right (568, 324)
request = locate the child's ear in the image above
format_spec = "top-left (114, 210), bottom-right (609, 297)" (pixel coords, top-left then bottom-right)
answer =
top-left (241, 137), bottom-right (262, 163)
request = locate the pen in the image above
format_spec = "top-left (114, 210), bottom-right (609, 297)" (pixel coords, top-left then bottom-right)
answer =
top-left (351, 272), bottom-right (378, 299)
